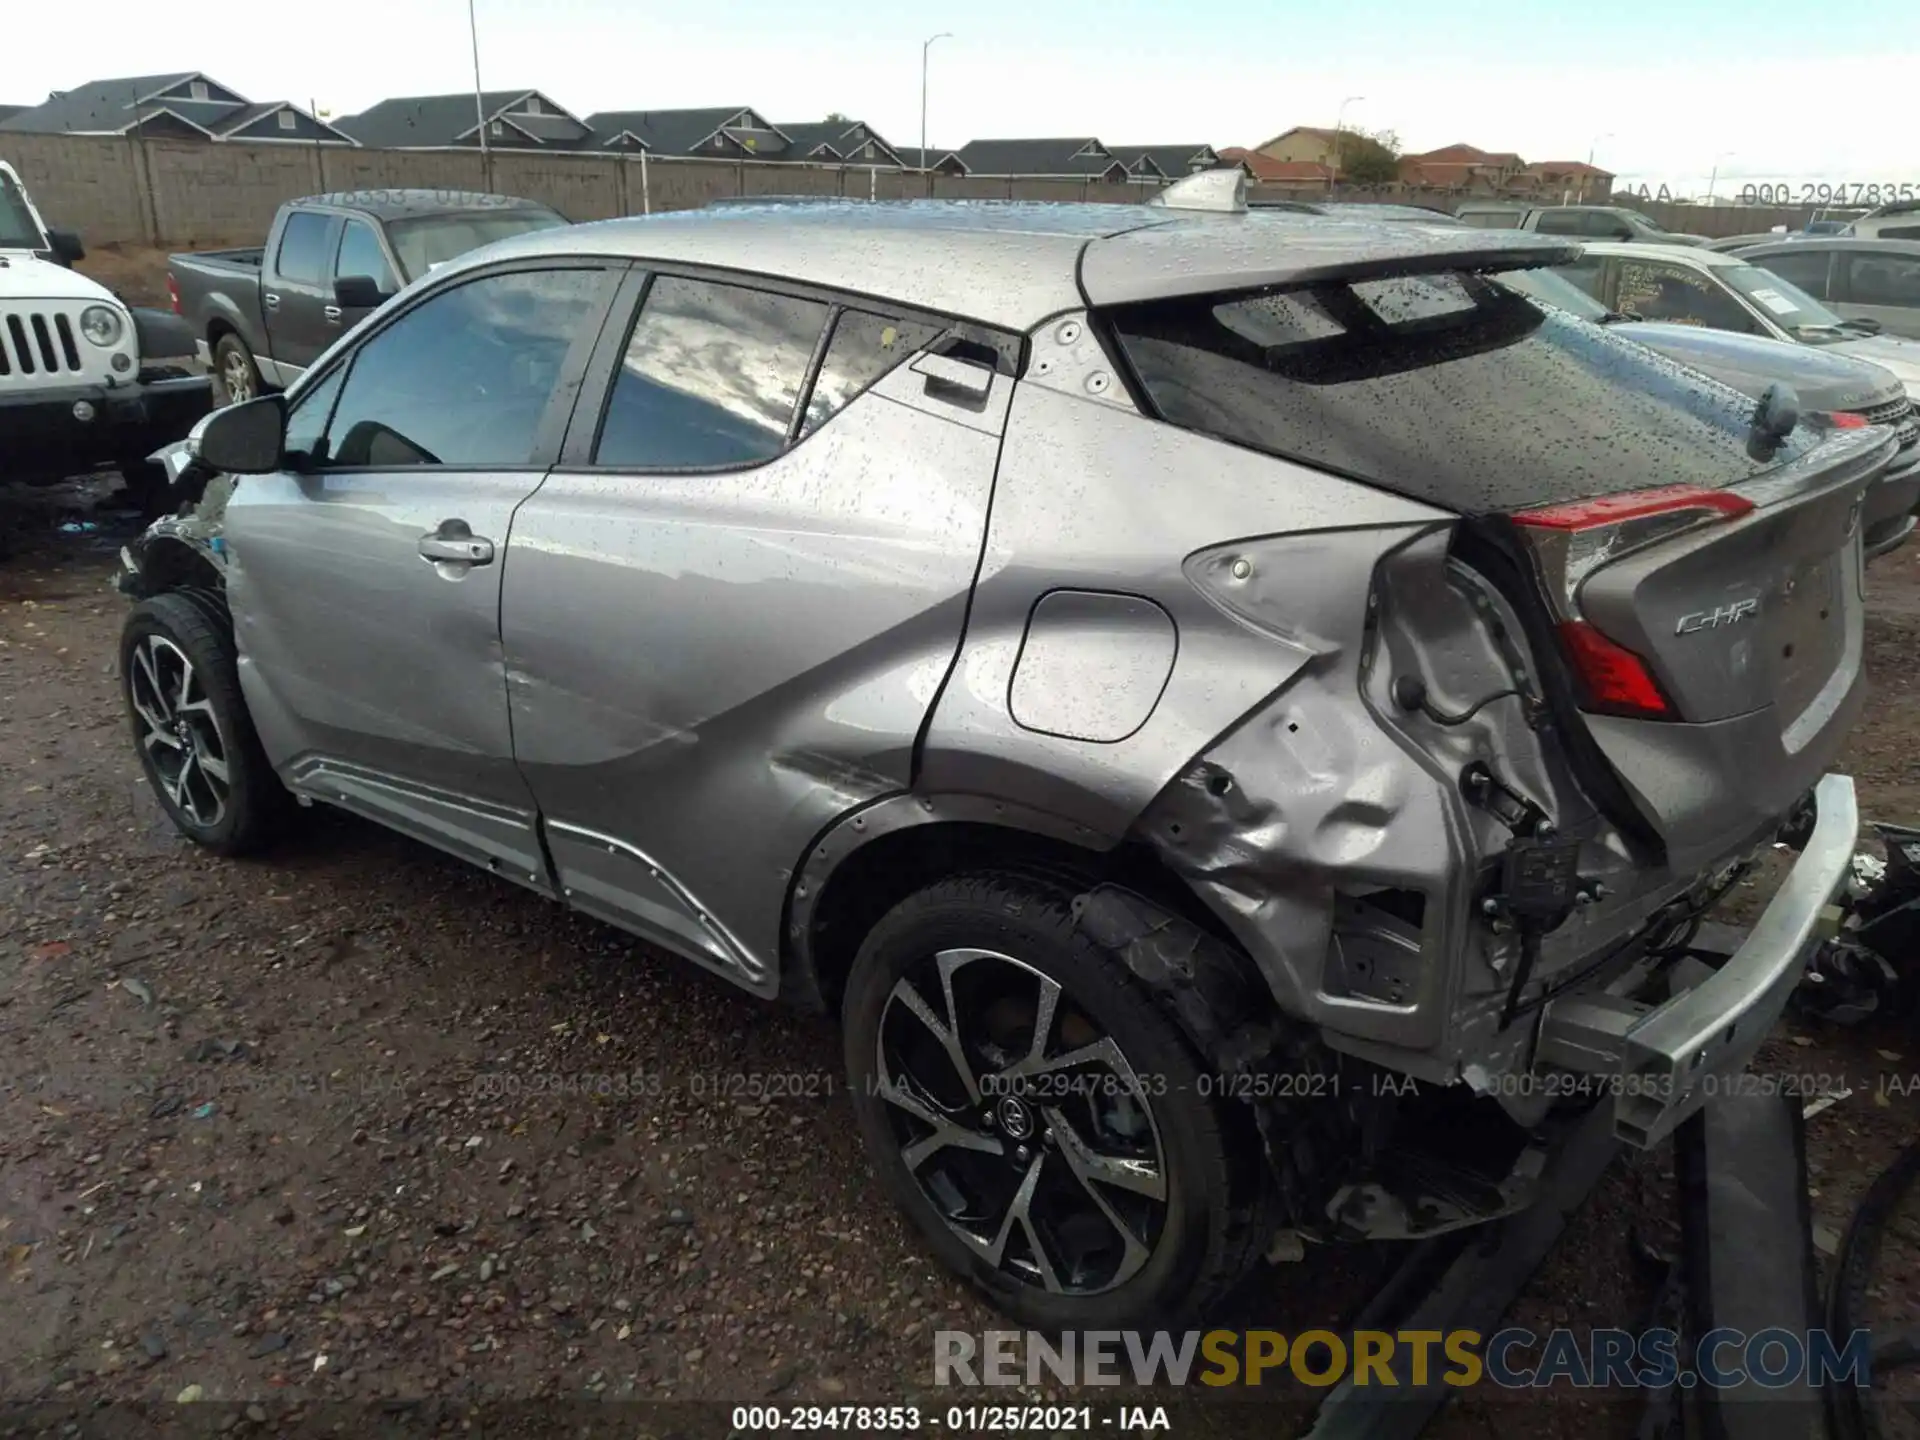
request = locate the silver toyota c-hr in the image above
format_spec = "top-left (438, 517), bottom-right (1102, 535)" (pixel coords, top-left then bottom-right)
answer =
top-left (119, 174), bottom-right (1877, 1327)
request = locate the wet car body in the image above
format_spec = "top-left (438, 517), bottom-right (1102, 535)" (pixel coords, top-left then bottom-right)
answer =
top-left (117, 182), bottom-right (1879, 1325)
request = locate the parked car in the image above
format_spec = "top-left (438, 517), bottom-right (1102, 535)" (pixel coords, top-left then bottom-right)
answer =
top-left (1843, 198), bottom-right (1920, 240)
top-left (2, 159), bottom-right (210, 511)
top-left (1456, 202), bottom-right (1705, 244)
top-left (120, 187), bottom-right (1877, 1327)
top-left (1720, 238), bottom-right (1920, 341)
top-left (170, 190), bottom-right (568, 406)
top-left (1496, 263), bottom-right (1919, 555)
top-left (1567, 242), bottom-right (1920, 397)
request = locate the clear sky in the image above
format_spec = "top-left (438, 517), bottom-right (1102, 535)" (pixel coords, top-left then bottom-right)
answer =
top-left (4, 0), bottom-right (1916, 193)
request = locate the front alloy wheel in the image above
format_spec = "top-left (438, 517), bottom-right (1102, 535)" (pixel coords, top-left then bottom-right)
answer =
top-left (128, 633), bottom-right (230, 828)
top-left (844, 872), bottom-right (1274, 1328)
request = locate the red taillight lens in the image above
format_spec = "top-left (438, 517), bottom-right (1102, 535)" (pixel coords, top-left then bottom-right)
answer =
top-left (1515, 484), bottom-right (1753, 531)
top-left (166, 273), bottom-right (180, 315)
top-left (1825, 411), bottom-right (1870, 429)
top-left (1558, 620), bottom-right (1672, 719)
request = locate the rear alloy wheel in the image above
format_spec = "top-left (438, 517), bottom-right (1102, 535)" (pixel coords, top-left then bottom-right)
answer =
top-left (121, 592), bottom-right (286, 854)
top-left (844, 872), bottom-right (1272, 1328)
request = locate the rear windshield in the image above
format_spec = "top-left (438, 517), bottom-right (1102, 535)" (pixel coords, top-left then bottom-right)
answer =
top-left (1104, 272), bottom-right (1817, 514)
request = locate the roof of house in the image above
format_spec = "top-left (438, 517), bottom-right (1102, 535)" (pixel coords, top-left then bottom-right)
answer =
top-left (336, 91), bottom-right (542, 148)
top-left (1254, 125), bottom-right (1340, 150)
top-left (0, 73), bottom-right (203, 134)
top-left (1219, 147), bottom-right (1331, 183)
top-left (1407, 143), bottom-right (1524, 168)
top-left (770, 120), bottom-right (902, 165)
top-left (0, 104), bottom-right (26, 125)
top-left (1117, 145), bottom-right (1218, 176)
top-left (946, 137), bottom-right (1127, 177)
top-left (1521, 160), bottom-right (1615, 180)
top-left (895, 146), bottom-right (961, 170)
top-left (583, 107), bottom-right (787, 155)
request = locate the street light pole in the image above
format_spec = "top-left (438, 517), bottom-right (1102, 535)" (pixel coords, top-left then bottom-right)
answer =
top-left (1331, 94), bottom-right (1364, 193)
top-left (1586, 132), bottom-right (1614, 202)
top-left (920, 33), bottom-right (953, 174)
top-left (468, 0), bottom-right (490, 182)
top-left (1706, 150), bottom-right (1734, 203)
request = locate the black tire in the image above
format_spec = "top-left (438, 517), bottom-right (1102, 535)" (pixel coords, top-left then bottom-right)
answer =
top-left (212, 332), bottom-right (262, 407)
top-left (121, 592), bottom-right (287, 854)
top-left (843, 870), bottom-right (1273, 1329)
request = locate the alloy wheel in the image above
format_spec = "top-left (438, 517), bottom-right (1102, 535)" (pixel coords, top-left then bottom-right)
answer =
top-left (221, 349), bottom-right (255, 404)
top-left (874, 948), bottom-right (1169, 1296)
top-left (128, 634), bottom-right (231, 828)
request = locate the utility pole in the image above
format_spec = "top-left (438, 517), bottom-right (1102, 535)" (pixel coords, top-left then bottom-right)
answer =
top-left (1331, 94), bottom-right (1364, 194)
top-left (468, 0), bottom-right (491, 189)
top-left (920, 32), bottom-right (953, 177)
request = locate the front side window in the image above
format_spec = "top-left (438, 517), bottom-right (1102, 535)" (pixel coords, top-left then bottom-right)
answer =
top-left (335, 219), bottom-right (398, 294)
top-left (315, 268), bottom-right (602, 469)
top-left (593, 276), bottom-right (830, 468)
top-left (1616, 260), bottom-right (1761, 333)
top-left (275, 211), bottom-right (332, 287)
top-left (1104, 272), bottom-right (1812, 515)
top-left (1531, 209), bottom-right (1585, 235)
top-left (1847, 252), bottom-right (1920, 307)
top-left (283, 365), bottom-right (345, 466)
top-left (802, 310), bottom-right (943, 435)
top-left (1748, 248), bottom-right (1833, 298)
top-left (0, 169), bottom-right (48, 251)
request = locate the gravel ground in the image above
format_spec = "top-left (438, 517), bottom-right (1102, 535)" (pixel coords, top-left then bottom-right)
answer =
top-left (1, 476), bottom-right (1914, 1437)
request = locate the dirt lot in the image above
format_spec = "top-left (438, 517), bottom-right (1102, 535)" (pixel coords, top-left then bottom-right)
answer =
top-left (1, 476), bottom-right (1914, 1436)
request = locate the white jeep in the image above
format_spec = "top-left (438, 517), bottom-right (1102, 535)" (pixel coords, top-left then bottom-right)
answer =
top-left (1, 160), bottom-right (210, 511)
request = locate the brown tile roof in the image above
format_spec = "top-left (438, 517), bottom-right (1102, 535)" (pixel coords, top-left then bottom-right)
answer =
top-left (1219, 147), bottom-right (1331, 183)
top-left (1252, 124), bottom-right (1340, 151)
top-left (1521, 160), bottom-right (1615, 180)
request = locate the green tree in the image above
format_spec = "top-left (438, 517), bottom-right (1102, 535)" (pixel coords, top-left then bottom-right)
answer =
top-left (826, 111), bottom-right (852, 124)
top-left (1337, 127), bottom-right (1401, 187)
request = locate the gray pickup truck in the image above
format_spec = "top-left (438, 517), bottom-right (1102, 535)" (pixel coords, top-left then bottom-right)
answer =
top-left (169, 189), bottom-right (567, 405)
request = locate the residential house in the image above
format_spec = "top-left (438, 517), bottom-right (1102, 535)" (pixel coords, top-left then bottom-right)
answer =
top-left (1515, 160), bottom-right (1613, 203)
top-left (770, 119), bottom-right (904, 167)
top-left (582, 107), bottom-right (791, 158)
top-left (1253, 126), bottom-right (1343, 167)
top-left (943, 138), bottom-right (1134, 181)
top-left (1115, 144), bottom-right (1220, 179)
top-left (0, 73), bottom-right (351, 144)
top-left (896, 147), bottom-right (966, 174)
top-left (1217, 147), bottom-right (1332, 192)
top-left (336, 89), bottom-right (588, 150)
top-left (1398, 143), bottom-right (1526, 197)
top-left (0, 104), bottom-right (26, 126)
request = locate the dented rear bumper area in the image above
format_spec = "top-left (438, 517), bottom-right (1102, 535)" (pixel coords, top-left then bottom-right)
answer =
top-left (1538, 772), bottom-right (1857, 1148)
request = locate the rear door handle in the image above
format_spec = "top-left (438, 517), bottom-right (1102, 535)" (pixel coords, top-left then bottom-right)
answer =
top-left (323, 305), bottom-right (343, 324)
top-left (418, 531), bottom-right (495, 565)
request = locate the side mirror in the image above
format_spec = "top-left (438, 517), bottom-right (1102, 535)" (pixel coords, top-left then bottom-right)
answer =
top-left (333, 274), bottom-right (392, 311)
top-left (188, 395), bottom-right (287, 474)
top-left (46, 228), bottom-right (85, 265)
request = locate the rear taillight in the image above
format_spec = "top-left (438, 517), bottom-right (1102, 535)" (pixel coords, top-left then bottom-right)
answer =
top-left (1514, 484), bottom-right (1755, 723)
top-left (1824, 411), bottom-right (1870, 429)
top-left (166, 273), bottom-right (180, 315)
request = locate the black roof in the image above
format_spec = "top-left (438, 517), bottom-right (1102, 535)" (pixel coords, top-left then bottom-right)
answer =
top-left (947, 138), bottom-right (1126, 177)
top-left (293, 189), bottom-right (557, 220)
top-left (0, 104), bottom-right (25, 124)
top-left (335, 91), bottom-right (578, 149)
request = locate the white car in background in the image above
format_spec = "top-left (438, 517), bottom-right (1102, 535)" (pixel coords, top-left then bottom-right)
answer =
top-left (1566, 241), bottom-right (1920, 397)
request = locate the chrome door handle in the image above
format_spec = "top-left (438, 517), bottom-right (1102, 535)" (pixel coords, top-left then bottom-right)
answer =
top-left (418, 532), bottom-right (495, 565)
top-left (323, 305), bottom-right (343, 324)
top-left (263, 292), bottom-right (281, 309)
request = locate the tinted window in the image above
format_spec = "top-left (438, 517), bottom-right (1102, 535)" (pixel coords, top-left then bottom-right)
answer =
top-left (1848, 253), bottom-right (1920, 307)
top-left (1750, 248), bottom-right (1832, 298)
top-left (1105, 273), bottom-right (1813, 515)
top-left (1531, 210), bottom-right (1586, 235)
top-left (1878, 225), bottom-right (1920, 241)
top-left (319, 269), bottom-right (601, 468)
top-left (0, 170), bottom-right (46, 250)
top-left (594, 276), bottom-right (829, 468)
top-left (283, 365), bottom-right (345, 465)
top-left (335, 219), bottom-right (397, 294)
top-left (1616, 260), bottom-right (1762, 333)
top-left (1459, 210), bottom-right (1522, 229)
top-left (802, 310), bottom-right (943, 435)
top-left (275, 211), bottom-right (332, 286)
top-left (1582, 211), bottom-right (1635, 238)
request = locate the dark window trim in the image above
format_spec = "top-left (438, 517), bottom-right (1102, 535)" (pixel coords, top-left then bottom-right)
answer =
top-left (558, 260), bottom-right (1017, 476)
top-left (290, 257), bottom-right (623, 477)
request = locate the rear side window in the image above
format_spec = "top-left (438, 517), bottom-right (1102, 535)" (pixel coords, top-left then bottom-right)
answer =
top-left (1104, 272), bottom-right (1815, 515)
top-left (275, 211), bottom-right (332, 286)
top-left (1752, 248), bottom-right (1833, 298)
top-left (801, 310), bottom-right (943, 435)
top-left (1847, 252), bottom-right (1920, 307)
top-left (594, 276), bottom-right (830, 468)
top-left (1531, 210), bottom-right (1585, 235)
